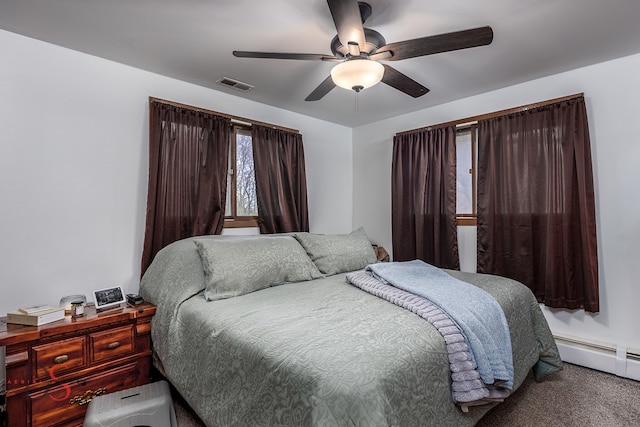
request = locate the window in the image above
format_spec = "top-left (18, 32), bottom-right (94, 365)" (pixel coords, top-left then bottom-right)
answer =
top-left (456, 125), bottom-right (477, 225)
top-left (225, 125), bottom-right (259, 228)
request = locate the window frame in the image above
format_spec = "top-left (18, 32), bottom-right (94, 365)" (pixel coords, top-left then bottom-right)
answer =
top-left (224, 124), bottom-right (259, 228)
top-left (456, 124), bottom-right (478, 226)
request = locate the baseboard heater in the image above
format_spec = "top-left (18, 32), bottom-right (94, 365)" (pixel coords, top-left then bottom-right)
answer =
top-left (553, 333), bottom-right (640, 381)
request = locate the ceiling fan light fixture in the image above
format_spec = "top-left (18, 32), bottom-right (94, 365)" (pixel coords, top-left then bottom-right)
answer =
top-left (330, 59), bottom-right (384, 92)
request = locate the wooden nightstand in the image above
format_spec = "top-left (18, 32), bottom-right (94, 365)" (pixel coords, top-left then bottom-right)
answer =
top-left (0, 303), bottom-right (156, 427)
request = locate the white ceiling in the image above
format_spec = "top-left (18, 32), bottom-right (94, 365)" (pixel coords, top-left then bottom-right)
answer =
top-left (2, 0), bottom-right (640, 127)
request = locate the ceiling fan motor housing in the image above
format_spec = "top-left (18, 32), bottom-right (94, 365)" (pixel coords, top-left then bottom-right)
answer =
top-left (331, 28), bottom-right (386, 58)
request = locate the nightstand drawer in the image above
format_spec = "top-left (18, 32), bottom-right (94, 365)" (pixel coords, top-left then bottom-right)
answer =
top-left (90, 324), bottom-right (135, 363)
top-left (33, 336), bottom-right (87, 381)
top-left (28, 362), bottom-right (138, 427)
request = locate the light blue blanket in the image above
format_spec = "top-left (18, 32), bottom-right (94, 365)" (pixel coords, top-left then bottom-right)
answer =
top-left (366, 260), bottom-right (514, 389)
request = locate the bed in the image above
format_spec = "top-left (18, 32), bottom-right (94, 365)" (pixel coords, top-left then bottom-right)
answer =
top-left (139, 230), bottom-right (562, 426)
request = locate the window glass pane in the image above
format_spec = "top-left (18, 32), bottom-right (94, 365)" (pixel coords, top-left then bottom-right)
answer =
top-left (456, 130), bottom-right (473, 215)
top-left (235, 130), bottom-right (258, 216)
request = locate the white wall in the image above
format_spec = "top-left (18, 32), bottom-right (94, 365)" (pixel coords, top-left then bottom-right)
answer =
top-left (353, 53), bottom-right (640, 353)
top-left (0, 30), bottom-right (352, 315)
top-left (3, 27), bottom-right (639, 372)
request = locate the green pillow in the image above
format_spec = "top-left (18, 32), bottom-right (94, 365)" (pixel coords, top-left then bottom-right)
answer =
top-left (194, 236), bottom-right (323, 301)
top-left (294, 227), bottom-right (377, 276)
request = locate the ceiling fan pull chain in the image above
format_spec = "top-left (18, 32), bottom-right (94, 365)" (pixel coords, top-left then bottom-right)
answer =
top-left (354, 90), bottom-right (359, 116)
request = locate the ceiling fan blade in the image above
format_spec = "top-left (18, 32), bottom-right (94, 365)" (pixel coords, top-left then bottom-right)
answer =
top-left (377, 26), bottom-right (494, 61)
top-left (327, 0), bottom-right (366, 50)
top-left (233, 51), bottom-right (340, 61)
top-left (369, 50), bottom-right (393, 61)
top-left (381, 65), bottom-right (429, 98)
top-left (305, 75), bottom-right (336, 101)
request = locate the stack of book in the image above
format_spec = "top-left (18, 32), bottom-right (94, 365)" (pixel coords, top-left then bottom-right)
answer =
top-left (6, 305), bottom-right (66, 326)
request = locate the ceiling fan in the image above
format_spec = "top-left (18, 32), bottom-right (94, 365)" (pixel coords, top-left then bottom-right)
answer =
top-left (233, 0), bottom-right (493, 101)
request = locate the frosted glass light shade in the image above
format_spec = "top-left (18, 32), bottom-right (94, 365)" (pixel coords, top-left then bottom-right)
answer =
top-left (330, 59), bottom-right (384, 91)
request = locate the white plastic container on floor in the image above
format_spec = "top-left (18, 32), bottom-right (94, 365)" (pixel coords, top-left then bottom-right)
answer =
top-left (83, 380), bottom-right (176, 427)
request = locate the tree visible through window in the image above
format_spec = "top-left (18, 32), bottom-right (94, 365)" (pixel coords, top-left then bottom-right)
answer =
top-left (456, 125), bottom-right (477, 225)
top-left (225, 125), bottom-right (258, 227)
top-left (235, 129), bottom-right (257, 216)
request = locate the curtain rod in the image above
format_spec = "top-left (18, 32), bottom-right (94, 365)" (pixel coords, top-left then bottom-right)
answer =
top-left (396, 93), bottom-right (584, 137)
top-left (149, 97), bottom-right (300, 134)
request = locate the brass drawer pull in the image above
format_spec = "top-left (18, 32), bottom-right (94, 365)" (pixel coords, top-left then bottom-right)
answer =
top-left (69, 387), bottom-right (107, 406)
top-left (53, 355), bottom-right (69, 364)
top-left (107, 341), bottom-right (120, 349)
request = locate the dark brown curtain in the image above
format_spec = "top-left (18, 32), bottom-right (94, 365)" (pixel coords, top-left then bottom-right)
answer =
top-left (141, 101), bottom-right (231, 275)
top-left (392, 126), bottom-right (460, 269)
top-left (476, 96), bottom-right (599, 312)
top-left (251, 125), bottom-right (309, 234)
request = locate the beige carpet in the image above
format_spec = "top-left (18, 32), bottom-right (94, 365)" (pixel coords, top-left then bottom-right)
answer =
top-left (477, 363), bottom-right (640, 426)
top-left (172, 363), bottom-right (640, 426)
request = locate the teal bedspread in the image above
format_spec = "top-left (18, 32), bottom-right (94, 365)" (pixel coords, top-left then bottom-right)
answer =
top-left (140, 236), bottom-right (562, 427)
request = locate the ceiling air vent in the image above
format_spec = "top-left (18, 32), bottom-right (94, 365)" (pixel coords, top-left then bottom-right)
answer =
top-left (216, 77), bottom-right (254, 92)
